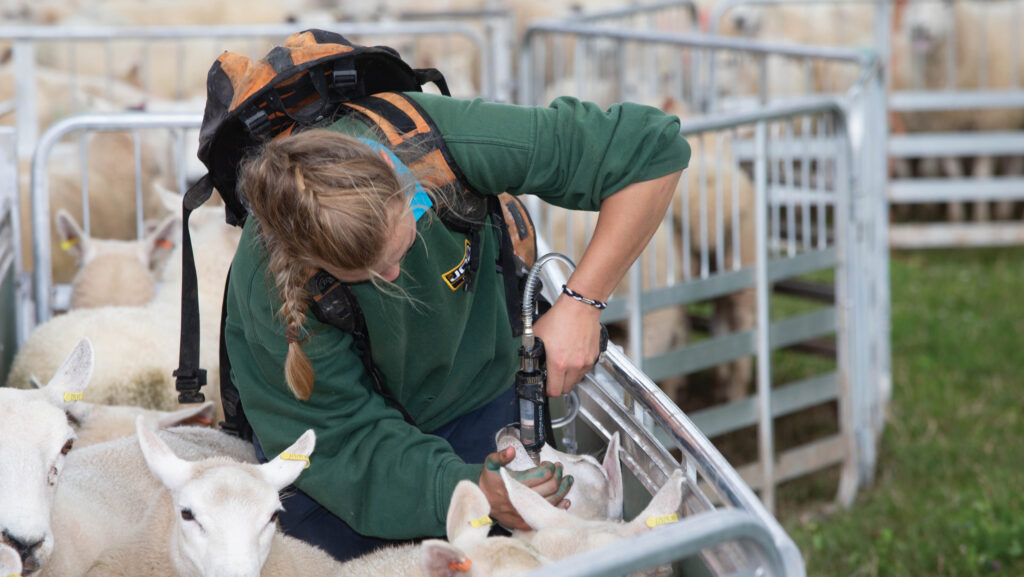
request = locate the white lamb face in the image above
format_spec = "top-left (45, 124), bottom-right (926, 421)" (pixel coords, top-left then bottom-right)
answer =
top-left (495, 427), bottom-right (623, 521)
top-left (725, 5), bottom-right (763, 37)
top-left (137, 420), bottom-right (315, 577)
top-left (0, 391), bottom-right (74, 575)
top-left (0, 339), bottom-right (93, 576)
top-left (170, 467), bottom-right (283, 577)
top-left (903, 0), bottom-right (953, 56)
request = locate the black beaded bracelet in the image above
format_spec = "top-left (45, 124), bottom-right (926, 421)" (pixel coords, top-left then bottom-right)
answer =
top-left (561, 285), bottom-right (607, 310)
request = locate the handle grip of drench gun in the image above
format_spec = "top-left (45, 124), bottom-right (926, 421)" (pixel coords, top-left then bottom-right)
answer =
top-left (516, 253), bottom-right (611, 461)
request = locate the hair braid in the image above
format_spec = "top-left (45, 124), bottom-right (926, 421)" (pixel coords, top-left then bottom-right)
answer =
top-left (278, 263), bottom-right (315, 400)
top-left (238, 129), bottom-right (417, 401)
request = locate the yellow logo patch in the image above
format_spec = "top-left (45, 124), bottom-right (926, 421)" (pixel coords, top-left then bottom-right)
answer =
top-left (442, 239), bottom-right (472, 291)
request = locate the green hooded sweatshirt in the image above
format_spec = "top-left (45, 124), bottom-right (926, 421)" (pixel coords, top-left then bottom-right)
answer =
top-left (224, 93), bottom-right (690, 539)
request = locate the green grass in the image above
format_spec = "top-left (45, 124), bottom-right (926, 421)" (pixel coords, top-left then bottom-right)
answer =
top-left (782, 248), bottom-right (1024, 577)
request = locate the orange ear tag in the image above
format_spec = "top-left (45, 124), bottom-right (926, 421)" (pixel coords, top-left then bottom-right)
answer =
top-left (448, 558), bottom-right (472, 573)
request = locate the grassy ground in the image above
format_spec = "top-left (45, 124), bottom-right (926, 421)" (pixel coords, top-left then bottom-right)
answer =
top-left (781, 248), bottom-right (1024, 577)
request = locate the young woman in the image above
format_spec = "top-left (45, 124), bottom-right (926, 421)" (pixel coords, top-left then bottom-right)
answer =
top-left (224, 92), bottom-right (689, 562)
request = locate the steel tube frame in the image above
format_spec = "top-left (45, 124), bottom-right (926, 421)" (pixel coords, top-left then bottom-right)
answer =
top-left (30, 112), bottom-right (202, 324)
top-left (596, 344), bottom-right (806, 576)
top-left (516, 509), bottom-right (787, 577)
top-left (4, 21), bottom-right (494, 156)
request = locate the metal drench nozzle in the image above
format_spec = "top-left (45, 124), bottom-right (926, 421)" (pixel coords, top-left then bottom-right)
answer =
top-left (516, 253), bottom-right (577, 462)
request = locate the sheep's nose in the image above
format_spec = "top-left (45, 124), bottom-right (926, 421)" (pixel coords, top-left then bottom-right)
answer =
top-left (734, 15), bottom-right (746, 31)
top-left (2, 530), bottom-right (44, 563)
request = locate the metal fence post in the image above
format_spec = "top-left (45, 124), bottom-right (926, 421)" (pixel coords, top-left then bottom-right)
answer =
top-left (13, 40), bottom-right (38, 159)
top-left (754, 119), bottom-right (775, 512)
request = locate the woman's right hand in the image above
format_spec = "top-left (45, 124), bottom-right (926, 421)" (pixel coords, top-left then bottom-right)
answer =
top-left (477, 446), bottom-right (573, 530)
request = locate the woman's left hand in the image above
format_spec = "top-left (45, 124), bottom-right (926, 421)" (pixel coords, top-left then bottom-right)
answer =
top-left (531, 293), bottom-right (604, 398)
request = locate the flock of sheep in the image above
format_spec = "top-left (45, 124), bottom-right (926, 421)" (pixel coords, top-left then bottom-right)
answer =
top-left (1, 338), bottom-right (688, 577)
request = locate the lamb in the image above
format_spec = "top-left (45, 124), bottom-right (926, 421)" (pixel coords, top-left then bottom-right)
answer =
top-left (76, 419), bottom-right (315, 577)
top-left (6, 199), bottom-right (240, 423)
top-left (671, 101), bottom-right (756, 404)
top-left (42, 424), bottom-right (259, 577)
top-left (712, 3), bottom-right (873, 104)
top-left (0, 339), bottom-right (93, 577)
top-left (16, 133), bottom-right (175, 286)
top-left (260, 480), bottom-right (550, 577)
top-left (55, 208), bottom-right (178, 309)
top-left (891, 0), bottom-right (1024, 222)
top-left (500, 467), bottom-right (686, 575)
top-left (65, 400), bottom-right (216, 448)
top-left (82, 425), bottom-right (546, 577)
top-left (495, 426), bottom-right (623, 521)
top-left (0, 544), bottom-right (22, 577)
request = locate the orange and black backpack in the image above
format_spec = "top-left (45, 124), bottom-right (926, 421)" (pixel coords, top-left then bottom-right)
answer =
top-left (174, 29), bottom-right (536, 439)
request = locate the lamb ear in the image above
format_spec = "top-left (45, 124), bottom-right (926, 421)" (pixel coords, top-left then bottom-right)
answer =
top-left (624, 469), bottom-right (686, 536)
top-left (499, 468), bottom-right (576, 531)
top-left (42, 338), bottom-right (94, 409)
top-left (142, 213), bottom-right (180, 262)
top-left (0, 543), bottom-right (22, 577)
top-left (446, 481), bottom-right (492, 544)
top-left (152, 401), bottom-right (216, 429)
top-left (55, 209), bottom-right (89, 260)
top-left (137, 415), bottom-right (194, 491)
top-left (420, 539), bottom-right (467, 577)
top-left (153, 181), bottom-right (183, 215)
top-left (603, 432), bottom-right (624, 520)
top-left (260, 429), bottom-right (316, 491)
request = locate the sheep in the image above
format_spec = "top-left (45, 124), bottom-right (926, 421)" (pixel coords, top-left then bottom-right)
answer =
top-left (81, 428), bottom-right (547, 577)
top-left (0, 338), bottom-right (93, 577)
top-left (74, 420), bottom-right (315, 577)
top-left (500, 467), bottom-right (686, 575)
top-left (54, 208), bottom-right (178, 309)
top-left (24, 372), bottom-right (218, 448)
top-left (16, 133), bottom-right (176, 286)
top-left (6, 199), bottom-right (240, 423)
top-left (495, 426), bottom-right (623, 521)
top-left (671, 104), bottom-right (756, 405)
top-left (65, 400), bottom-right (217, 449)
top-left (711, 3), bottom-right (873, 105)
top-left (891, 0), bottom-right (1024, 222)
top-left (0, 544), bottom-right (22, 577)
top-left (41, 423), bottom-right (258, 577)
top-left (271, 480), bottom-right (551, 577)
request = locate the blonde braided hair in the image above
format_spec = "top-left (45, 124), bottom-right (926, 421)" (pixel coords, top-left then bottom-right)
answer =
top-left (238, 129), bottom-right (410, 400)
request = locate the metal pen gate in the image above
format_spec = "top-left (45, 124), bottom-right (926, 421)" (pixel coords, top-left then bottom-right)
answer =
top-left (707, 0), bottom-right (1024, 249)
top-left (519, 15), bottom-right (889, 514)
top-left (0, 127), bottom-right (20, 384)
top-left (2, 18), bottom-right (514, 332)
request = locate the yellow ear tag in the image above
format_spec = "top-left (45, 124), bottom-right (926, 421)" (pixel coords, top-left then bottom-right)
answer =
top-left (280, 453), bottom-right (310, 468)
top-left (4, 573), bottom-right (24, 577)
top-left (63, 392), bottom-right (84, 402)
top-left (469, 515), bottom-right (493, 528)
top-left (645, 514), bottom-right (679, 528)
top-left (60, 237), bottom-right (79, 251)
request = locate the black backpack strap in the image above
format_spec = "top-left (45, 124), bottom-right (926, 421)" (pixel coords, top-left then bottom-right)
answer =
top-left (174, 175), bottom-right (214, 403)
top-left (217, 266), bottom-right (254, 440)
top-left (308, 270), bottom-right (418, 428)
top-left (414, 68), bottom-right (450, 96)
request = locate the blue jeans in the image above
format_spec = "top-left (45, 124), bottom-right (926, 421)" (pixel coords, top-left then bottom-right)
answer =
top-left (253, 386), bottom-right (517, 563)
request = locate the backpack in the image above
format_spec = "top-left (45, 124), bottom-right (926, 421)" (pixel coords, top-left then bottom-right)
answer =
top-left (173, 29), bottom-right (536, 439)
